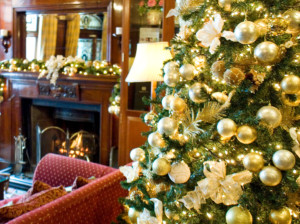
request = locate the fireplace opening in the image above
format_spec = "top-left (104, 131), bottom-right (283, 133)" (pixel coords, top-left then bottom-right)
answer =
top-left (21, 98), bottom-right (101, 173)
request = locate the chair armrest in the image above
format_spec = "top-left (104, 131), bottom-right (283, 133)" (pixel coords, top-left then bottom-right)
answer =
top-left (33, 153), bottom-right (116, 187)
top-left (8, 169), bottom-right (127, 224)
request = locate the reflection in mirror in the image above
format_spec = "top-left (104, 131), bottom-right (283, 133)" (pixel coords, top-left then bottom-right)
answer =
top-left (25, 13), bottom-right (107, 61)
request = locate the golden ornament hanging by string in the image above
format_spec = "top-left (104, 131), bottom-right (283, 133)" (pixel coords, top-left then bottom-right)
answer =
top-left (226, 206), bottom-right (253, 224)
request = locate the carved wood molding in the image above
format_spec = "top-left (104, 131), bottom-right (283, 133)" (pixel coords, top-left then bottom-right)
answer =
top-left (37, 83), bottom-right (79, 100)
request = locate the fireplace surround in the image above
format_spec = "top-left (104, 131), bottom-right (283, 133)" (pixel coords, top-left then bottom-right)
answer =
top-left (0, 71), bottom-right (118, 172)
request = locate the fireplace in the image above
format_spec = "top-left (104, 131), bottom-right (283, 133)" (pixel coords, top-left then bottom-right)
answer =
top-left (0, 72), bottom-right (118, 175)
top-left (20, 98), bottom-right (101, 170)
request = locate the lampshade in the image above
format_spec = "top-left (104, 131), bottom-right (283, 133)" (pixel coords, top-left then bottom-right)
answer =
top-left (125, 42), bottom-right (172, 82)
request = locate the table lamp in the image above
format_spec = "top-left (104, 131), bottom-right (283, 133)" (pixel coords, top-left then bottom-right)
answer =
top-left (125, 42), bottom-right (172, 98)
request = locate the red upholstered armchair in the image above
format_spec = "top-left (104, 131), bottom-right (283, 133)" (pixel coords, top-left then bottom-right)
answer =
top-left (3, 153), bottom-right (127, 224)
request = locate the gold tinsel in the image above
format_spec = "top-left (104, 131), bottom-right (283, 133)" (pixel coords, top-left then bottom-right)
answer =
top-left (280, 106), bottom-right (300, 131)
top-left (248, 69), bottom-right (266, 92)
top-left (177, 0), bottom-right (205, 14)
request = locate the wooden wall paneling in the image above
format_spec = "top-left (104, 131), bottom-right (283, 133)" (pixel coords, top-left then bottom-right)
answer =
top-left (0, 0), bottom-right (13, 60)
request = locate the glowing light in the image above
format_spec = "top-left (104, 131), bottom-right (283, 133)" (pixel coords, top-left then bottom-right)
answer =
top-left (207, 213), bottom-right (213, 219)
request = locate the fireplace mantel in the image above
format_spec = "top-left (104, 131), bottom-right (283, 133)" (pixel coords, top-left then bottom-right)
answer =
top-left (0, 71), bottom-right (118, 166)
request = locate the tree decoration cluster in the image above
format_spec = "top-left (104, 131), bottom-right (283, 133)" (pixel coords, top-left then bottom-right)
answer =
top-left (119, 0), bottom-right (299, 223)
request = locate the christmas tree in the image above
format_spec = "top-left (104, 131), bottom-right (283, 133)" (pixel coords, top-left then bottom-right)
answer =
top-left (119, 0), bottom-right (300, 223)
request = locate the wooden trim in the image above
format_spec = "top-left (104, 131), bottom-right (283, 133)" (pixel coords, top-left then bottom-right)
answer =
top-left (162, 0), bottom-right (175, 42)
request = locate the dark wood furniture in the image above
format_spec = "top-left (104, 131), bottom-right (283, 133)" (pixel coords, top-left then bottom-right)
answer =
top-left (118, 0), bottom-right (175, 166)
top-left (0, 71), bottom-right (118, 166)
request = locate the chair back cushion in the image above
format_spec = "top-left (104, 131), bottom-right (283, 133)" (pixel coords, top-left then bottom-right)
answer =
top-left (33, 153), bottom-right (116, 186)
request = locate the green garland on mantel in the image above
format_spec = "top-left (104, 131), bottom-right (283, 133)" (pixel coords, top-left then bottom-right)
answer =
top-left (0, 57), bottom-right (122, 115)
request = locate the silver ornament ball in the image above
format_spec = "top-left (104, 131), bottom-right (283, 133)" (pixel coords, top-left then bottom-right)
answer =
top-left (256, 106), bottom-right (282, 128)
top-left (179, 64), bottom-right (195, 80)
top-left (157, 117), bottom-right (177, 136)
top-left (217, 118), bottom-right (237, 138)
top-left (164, 61), bottom-right (179, 74)
top-left (148, 132), bottom-right (165, 148)
top-left (226, 206), bottom-right (253, 224)
top-left (189, 82), bottom-right (206, 103)
top-left (164, 71), bottom-right (180, 87)
top-left (272, 150), bottom-right (296, 171)
top-left (254, 41), bottom-right (279, 64)
top-left (168, 161), bottom-right (191, 184)
top-left (259, 166), bottom-right (282, 186)
top-left (234, 21), bottom-right (258, 44)
top-left (130, 147), bottom-right (145, 162)
top-left (162, 95), bottom-right (175, 110)
top-left (280, 75), bottom-right (300, 94)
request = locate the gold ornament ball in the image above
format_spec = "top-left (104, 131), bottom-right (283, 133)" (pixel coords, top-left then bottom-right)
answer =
top-left (243, 152), bottom-right (264, 172)
top-left (152, 158), bottom-right (171, 176)
top-left (272, 150), bottom-right (296, 171)
top-left (164, 61), bottom-right (179, 74)
top-left (223, 67), bottom-right (245, 86)
top-left (259, 166), bottom-right (282, 186)
top-left (254, 41), bottom-right (279, 64)
top-left (148, 132), bottom-right (165, 148)
top-left (269, 207), bottom-right (292, 224)
top-left (218, 0), bottom-right (232, 11)
top-left (164, 71), bottom-right (180, 87)
top-left (255, 19), bottom-right (269, 36)
top-left (189, 82), bottom-right (206, 103)
top-left (280, 75), bottom-right (300, 94)
top-left (284, 10), bottom-right (300, 33)
top-left (168, 161), bottom-right (191, 184)
top-left (234, 21), bottom-right (258, 44)
top-left (128, 207), bottom-right (140, 223)
top-left (217, 118), bottom-right (237, 138)
top-left (211, 60), bottom-right (225, 79)
top-left (226, 206), bottom-right (253, 224)
top-left (170, 97), bottom-right (186, 112)
top-left (157, 117), bottom-right (178, 136)
top-left (164, 208), bottom-right (180, 220)
top-left (179, 64), bottom-right (195, 80)
top-left (162, 95), bottom-right (175, 110)
top-left (237, 125), bottom-right (257, 144)
top-left (130, 147), bottom-right (145, 162)
top-left (256, 106), bottom-right (282, 128)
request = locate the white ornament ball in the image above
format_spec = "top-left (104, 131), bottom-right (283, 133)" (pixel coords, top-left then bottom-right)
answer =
top-left (170, 97), bottom-right (186, 112)
top-left (226, 206), bottom-right (253, 224)
top-left (148, 132), bottom-right (165, 148)
top-left (144, 111), bottom-right (157, 126)
top-left (164, 71), bottom-right (180, 87)
top-left (280, 75), bottom-right (300, 94)
top-left (168, 161), bottom-right (191, 184)
top-left (164, 61), bottom-right (179, 74)
top-left (114, 106), bottom-right (120, 115)
top-left (236, 125), bottom-right (257, 144)
top-left (256, 106), bottom-right (282, 128)
top-left (130, 148), bottom-right (145, 162)
top-left (179, 64), bottom-right (195, 80)
top-left (162, 95), bottom-right (175, 110)
top-left (189, 82), bottom-right (206, 103)
top-left (157, 117), bottom-right (177, 136)
top-left (234, 21), bottom-right (258, 44)
top-left (217, 118), bottom-right (237, 138)
top-left (272, 150), bottom-right (296, 171)
top-left (259, 166), bottom-right (282, 186)
top-left (254, 41), bottom-right (279, 64)
top-left (108, 105), bottom-right (115, 114)
top-left (115, 95), bottom-right (120, 103)
top-left (243, 152), bottom-right (264, 172)
top-left (152, 158), bottom-right (171, 176)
